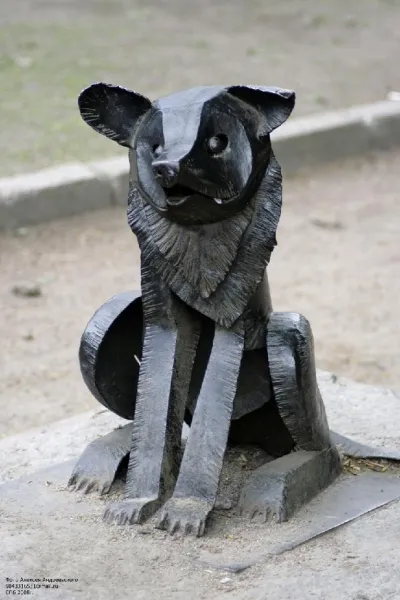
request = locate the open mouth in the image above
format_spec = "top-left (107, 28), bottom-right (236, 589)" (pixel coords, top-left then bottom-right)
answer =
top-left (164, 183), bottom-right (195, 206)
top-left (164, 183), bottom-right (226, 207)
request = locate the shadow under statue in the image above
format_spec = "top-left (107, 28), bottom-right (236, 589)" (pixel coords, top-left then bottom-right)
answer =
top-left (68, 83), bottom-right (397, 536)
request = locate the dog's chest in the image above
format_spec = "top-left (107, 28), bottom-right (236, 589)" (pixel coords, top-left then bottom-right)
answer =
top-left (127, 156), bottom-right (282, 328)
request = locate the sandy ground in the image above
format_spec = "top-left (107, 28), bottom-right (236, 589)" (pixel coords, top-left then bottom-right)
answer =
top-left (0, 149), bottom-right (399, 437)
top-left (1, 376), bottom-right (400, 600)
top-left (0, 0), bottom-right (400, 175)
top-left (2, 458), bottom-right (400, 600)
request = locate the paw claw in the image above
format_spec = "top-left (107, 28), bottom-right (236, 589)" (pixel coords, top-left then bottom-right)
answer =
top-left (169, 520), bottom-right (179, 536)
top-left (156, 497), bottom-right (210, 537)
top-left (239, 502), bottom-right (284, 523)
top-left (83, 481), bottom-right (96, 495)
top-left (184, 522), bottom-right (192, 536)
top-left (117, 512), bottom-right (127, 526)
top-left (158, 512), bottom-right (167, 530)
top-left (103, 498), bottom-right (159, 526)
top-left (100, 482), bottom-right (111, 496)
top-left (67, 467), bottom-right (115, 497)
top-left (76, 478), bottom-right (88, 492)
top-left (198, 521), bottom-right (206, 537)
top-left (67, 475), bottom-right (76, 488)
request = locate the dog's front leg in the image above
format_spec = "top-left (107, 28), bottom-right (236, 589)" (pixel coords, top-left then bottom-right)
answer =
top-left (104, 267), bottom-right (201, 526)
top-left (157, 320), bottom-right (244, 536)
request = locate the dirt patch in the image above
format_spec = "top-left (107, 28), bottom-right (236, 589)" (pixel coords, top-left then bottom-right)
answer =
top-left (0, 149), bottom-right (399, 436)
top-left (2, 458), bottom-right (400, 600)
top-left (0, 0), bottom-right (400, 175)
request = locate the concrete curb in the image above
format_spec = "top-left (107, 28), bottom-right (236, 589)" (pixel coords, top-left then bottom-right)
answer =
top-left (0, 157), bottom-right (129, 230)
top-left (272, 99), bottom-right (400, 172)
top-left (1, 100), bottom-right (400, 231)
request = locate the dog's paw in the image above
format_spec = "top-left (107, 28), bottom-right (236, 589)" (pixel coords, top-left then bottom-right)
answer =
top-left (103, 498), bottom-right (160, 525)
top-left (68, 463), bottom-right (115, 496)
top-left (157, 497), bottom-right (211, 537)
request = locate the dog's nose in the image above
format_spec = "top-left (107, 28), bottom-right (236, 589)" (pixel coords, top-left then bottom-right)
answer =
top-left (152, 160), bottom-right (180, 188)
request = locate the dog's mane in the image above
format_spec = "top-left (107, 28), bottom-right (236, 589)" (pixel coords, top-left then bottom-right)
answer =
top-left (127, 154), bottom-right (282, 328)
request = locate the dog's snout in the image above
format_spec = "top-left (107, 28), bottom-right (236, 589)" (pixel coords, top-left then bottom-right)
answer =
top-left (152, 161), bottom-right (180, 188)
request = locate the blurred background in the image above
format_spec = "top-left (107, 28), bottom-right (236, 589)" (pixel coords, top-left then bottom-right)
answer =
top-left (1, 0), bottom-right (400, 174)
top-left (0, 0), bottom-right (399, 437)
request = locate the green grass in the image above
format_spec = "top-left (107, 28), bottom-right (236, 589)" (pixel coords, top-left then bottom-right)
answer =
top-left (0, 0), bottom-right (398, 177)
top-left (0, 20), bottom-right (152, 175)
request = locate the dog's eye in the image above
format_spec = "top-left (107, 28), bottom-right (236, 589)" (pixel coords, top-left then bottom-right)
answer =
top-left (206, 134), bottom-right (228, 156)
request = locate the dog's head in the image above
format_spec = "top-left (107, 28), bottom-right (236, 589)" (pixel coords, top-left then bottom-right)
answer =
top-left (78, 84), bottom-right (295, 224)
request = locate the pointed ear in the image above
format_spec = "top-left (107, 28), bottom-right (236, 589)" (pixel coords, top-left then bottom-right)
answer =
top-left (227, 85), bottom-right (295, 135)
top-left (78, 83), bottom-right (152, 147)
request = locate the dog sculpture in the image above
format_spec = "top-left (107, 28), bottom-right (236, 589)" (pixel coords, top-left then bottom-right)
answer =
top-left (69, 83), bottom-right (346, 536)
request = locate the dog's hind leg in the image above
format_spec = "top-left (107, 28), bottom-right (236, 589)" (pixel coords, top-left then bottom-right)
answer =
top-left (266, 312), bottom-right (333, 452)
top-left (69, 291), bottom-right (142, 496)
top-left (68, 424), bottom-right (133, 495)
top-left (239, 312), bottom-right (341, 523)
top-left (330, 430), bottom-right (400, 461)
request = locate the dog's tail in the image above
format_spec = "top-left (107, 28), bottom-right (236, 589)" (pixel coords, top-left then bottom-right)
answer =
top-left (330, 430), bottom-right (400, 461)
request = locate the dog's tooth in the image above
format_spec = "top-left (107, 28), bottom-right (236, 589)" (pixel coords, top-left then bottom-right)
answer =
top-left (213, 197), bottom-right (223, 205)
